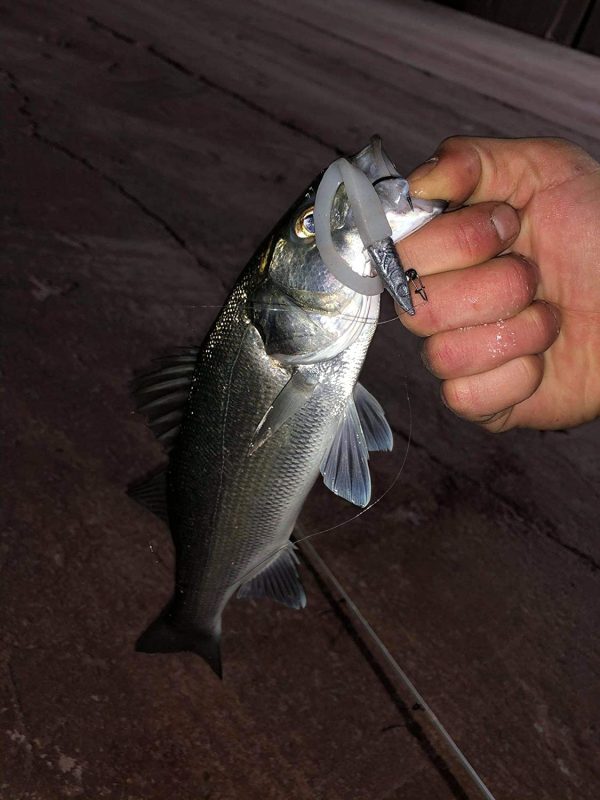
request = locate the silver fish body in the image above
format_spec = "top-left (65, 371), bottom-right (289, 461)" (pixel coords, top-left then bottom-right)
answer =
top-left (132, 138), bottom-right (444, 675)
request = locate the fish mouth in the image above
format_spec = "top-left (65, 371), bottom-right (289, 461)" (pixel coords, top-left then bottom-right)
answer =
top-left (313, 136), bottom-right (448, 305)
top-left (411, 196), bottom-right (448, 216)
top-left (387, 196), bottom-right (448, 243)
top-left (351, 134), bottom-right (401, 183)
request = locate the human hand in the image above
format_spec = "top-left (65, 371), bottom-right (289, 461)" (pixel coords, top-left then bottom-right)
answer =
top-left (396, 136), bottom-right (600, 431)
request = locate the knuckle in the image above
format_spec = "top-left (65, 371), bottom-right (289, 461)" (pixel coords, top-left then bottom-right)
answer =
top-left (536, 137), bottom-right (598, 178)
top-left (451, 218), bottom-right (484, 263)
top-left (543, 136), bottom-right (571, 152)
top-left (543, 137), bottom-right (582, 158)
top-left (436, 135), bottom-right (466, 154)
top-left (436, 136), bottom-right (482, 183)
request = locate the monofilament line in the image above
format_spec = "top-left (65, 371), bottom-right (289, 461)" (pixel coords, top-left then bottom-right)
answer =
top-left (296, 533), bottom-right (498, 800)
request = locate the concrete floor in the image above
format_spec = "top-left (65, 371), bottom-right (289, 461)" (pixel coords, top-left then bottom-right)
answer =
top-left (1, 1), bottom-right (599, 798)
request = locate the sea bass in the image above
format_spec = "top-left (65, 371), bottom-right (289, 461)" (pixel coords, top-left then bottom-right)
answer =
top-left (131, 137), bottom-right (445, 676)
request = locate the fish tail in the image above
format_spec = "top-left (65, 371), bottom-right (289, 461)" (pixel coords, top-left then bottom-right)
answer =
top-left (136, 608), bottom-right (222, 678)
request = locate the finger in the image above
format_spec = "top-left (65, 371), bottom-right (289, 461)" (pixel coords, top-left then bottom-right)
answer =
top-left (441, 354), bottom-right (544, 429)
top-left (423, 301), bottom-right (560, 379)
top-left (396, 201), bottom-right (519, 274)
top-left (407, 136), bottom-right (597, 209)
top-left (397, 254), bottom-right (537, 337)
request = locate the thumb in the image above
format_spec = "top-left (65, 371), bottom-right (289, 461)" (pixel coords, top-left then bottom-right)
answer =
top-left (407, 136), bottom-right (596, 210)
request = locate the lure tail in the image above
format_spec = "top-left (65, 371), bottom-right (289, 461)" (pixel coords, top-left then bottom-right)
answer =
top-left (136, 607), bottom-right (222, 678)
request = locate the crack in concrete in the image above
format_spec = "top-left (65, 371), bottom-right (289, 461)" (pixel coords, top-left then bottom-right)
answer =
top-left (391, 422), bottom-right (600, 573)
top-left (2, 68), bottom-right (226, 290)
top-left (86, 15), bottom-right (344, 156)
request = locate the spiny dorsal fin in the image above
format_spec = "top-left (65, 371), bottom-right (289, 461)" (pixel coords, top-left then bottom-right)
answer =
top-left (354, 382), bottom-right (393, 452)
top-left (132, 347), bottom-right (199, 452)
top-left (237, 544), bottom-right (306, 610)
top-left (320, 395), bottom-right (371, 508)
top-left (128, 468), bottom-right (168, 522)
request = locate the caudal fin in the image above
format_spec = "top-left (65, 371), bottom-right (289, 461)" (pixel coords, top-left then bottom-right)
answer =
top-left (136, 611), bottom-right (222, 678)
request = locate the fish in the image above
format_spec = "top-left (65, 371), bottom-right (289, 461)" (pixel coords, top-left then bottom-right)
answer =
top-left (130, 136), bottom-right (445, 677)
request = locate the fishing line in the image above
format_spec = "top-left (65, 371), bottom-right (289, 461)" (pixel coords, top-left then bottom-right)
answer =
top-left (177, 297), bottom-right (427, 327)
top-left (297, 534), bottom-right (498, 800)
top-left (291, 389), bottom-right (497, 800)
top-left (292, 381), bottom-right (413, 548)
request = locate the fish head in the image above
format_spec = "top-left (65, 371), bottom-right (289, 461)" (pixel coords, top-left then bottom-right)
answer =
top-left (251, 137), bottom-right (445, 364)
top-left (250, 180), bottom-right (366, 364)
top-left (266, 136), bottom-right (446, 302)
top-left (265, 185), bottom-right (351, 312)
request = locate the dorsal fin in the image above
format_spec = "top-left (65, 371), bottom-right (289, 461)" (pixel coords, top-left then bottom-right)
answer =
top-left (132, 347), bottom-right (199, 452)
top-left (354, 382), bottom-right (393, 452)
top-left (237, 544), bottom-right (306, 610)
top-left (320, 394), bottom-right (371, 508)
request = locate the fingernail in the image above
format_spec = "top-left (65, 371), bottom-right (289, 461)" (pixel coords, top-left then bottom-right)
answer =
top-left (491, 203), bottom-right (519, 243)
top-left (407, 156), bottom-right (439, 184)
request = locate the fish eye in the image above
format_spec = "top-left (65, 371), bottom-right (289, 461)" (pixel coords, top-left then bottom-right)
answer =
top-left (294, 207), bottom-right (315, 239)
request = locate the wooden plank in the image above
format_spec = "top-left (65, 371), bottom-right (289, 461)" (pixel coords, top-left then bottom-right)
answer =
top-left (254, 0), bottom-right (600, 141)
top-left (58, 0), bottom-right (600, 164)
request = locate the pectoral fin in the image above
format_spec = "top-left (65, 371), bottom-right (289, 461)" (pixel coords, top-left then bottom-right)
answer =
top-left (249, 369), bottom-right (319, 454)
top-left (237, 544), bottom-right (306, 610)
top-left (354, 382), bottom-right (393, 452)
top-left (320, 396), bottom-right (371, 508)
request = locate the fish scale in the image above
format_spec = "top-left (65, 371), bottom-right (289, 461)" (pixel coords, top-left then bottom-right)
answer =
top-left (131, 136), bottom-right (444, 676)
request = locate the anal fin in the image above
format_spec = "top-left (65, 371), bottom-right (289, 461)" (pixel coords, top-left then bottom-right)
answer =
top-left (237, 544), bottom-right (306, 610)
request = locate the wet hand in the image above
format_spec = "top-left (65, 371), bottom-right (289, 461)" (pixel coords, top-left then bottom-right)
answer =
top-left (396, 136), bottom-right (600, 431)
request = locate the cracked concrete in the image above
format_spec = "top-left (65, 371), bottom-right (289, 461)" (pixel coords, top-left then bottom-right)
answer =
top-left (2, 67), bottom-right (218, 288)
top-left (390, 422), bottom-right (600, 574)
top-left (86, 15), bottom-right (345, 156)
